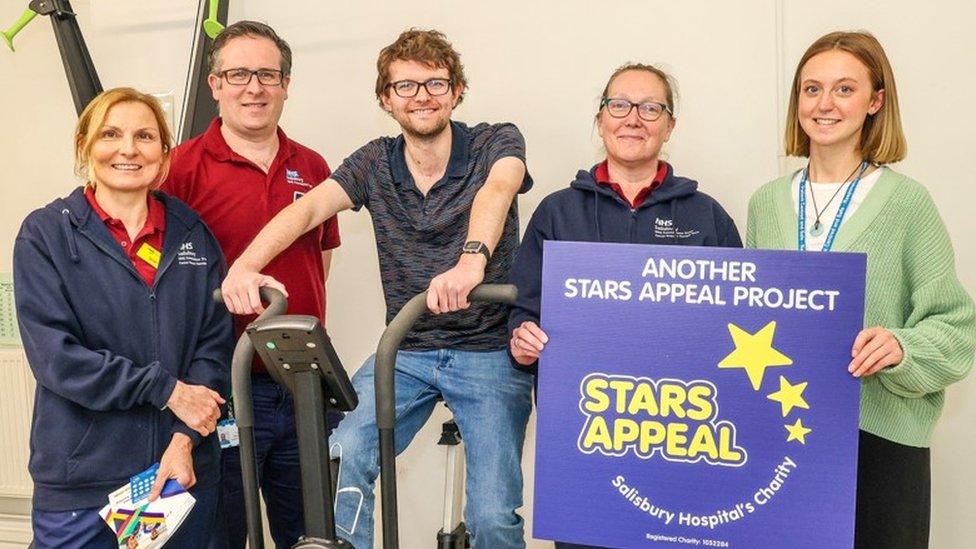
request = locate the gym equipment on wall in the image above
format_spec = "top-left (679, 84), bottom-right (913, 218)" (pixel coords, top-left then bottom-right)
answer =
top-left (2, 0), bottom-right (102, 116)
top-left (179, 0), bottom-right (227, 143)
top-left (3, 0), bottom-right (228, 142)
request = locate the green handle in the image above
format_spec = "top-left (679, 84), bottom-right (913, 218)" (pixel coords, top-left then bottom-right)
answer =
top-left (203, 0), bottom-right (224, 40)
top-left (2, 8), bottom-right (38, 52)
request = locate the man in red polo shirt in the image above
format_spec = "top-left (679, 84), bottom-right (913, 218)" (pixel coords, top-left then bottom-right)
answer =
top-left (162, 20), bottom-right (339, 549)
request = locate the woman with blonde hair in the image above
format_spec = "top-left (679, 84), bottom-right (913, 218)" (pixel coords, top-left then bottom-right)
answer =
top-left (746, 31), bottom-right (975, 548)
top-left (14, 87), bottom-right (232, 548)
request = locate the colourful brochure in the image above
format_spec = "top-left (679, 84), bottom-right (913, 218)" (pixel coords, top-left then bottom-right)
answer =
top-left (100, 464), bottom-right (196, 548)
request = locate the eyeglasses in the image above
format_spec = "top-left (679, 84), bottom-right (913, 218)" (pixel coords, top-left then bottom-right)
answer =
top-left (218, 68), bottom-right (285, 86)
top-left (386, 78), bottom-right (453, 98)
top-left (601, 98), bottom-right (672, 122)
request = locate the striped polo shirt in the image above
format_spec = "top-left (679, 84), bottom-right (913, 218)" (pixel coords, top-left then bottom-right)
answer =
top-left (331, 121), bottom-right (532, 350)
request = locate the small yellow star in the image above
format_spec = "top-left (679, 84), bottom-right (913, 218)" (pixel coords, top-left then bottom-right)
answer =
top-left (767, 376), bottom-right (810, 417)
top-left (785, 418), bottom-right (812, 444)
top-left (717, 321), bottom-right (793, 391)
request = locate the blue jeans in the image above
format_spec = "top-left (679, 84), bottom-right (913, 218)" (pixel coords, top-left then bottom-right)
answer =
top-left (209, 373), bottom-right (342, 549)
top-left (32, 485), bottom-right (217, 549)
top-left (330, 349), bottom-right (534, 549)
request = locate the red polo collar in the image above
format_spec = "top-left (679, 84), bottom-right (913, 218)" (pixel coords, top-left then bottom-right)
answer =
top-left (595, 160), bottom-right (668, 208)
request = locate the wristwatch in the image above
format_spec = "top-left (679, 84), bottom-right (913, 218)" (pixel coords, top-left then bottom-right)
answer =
top-left (461, 240), bottom-right (491, 263)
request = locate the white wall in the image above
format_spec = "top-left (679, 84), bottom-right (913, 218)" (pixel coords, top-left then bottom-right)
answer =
top-left (0, 1), bottom-right (973, 547)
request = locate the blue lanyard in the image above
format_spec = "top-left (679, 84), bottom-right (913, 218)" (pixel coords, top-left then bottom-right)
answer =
top-left (797, 161), bottom-right (869, 252)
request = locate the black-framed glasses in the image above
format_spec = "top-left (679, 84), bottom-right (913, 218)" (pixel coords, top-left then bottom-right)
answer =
top-left (386, 78), bottom-right (453, 98)
top-left (218, 68), bottom-right (285, 86)
top-left (601, 98), bottom-right (672, 122)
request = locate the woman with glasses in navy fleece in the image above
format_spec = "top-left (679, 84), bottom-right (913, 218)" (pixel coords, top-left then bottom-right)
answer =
top-left (13, 88), bottom-right (233, 548)
top-left (506, 63), bottom-right (742, 549)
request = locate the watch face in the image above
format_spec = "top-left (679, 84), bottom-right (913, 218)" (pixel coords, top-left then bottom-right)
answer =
top-left (463, 242), bottom-right (484, 253)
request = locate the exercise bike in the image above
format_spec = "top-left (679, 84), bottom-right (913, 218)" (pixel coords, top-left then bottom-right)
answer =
top-left (226, 283), bottom-right (516, 548)
top-left (217, 287), bottom-right (357, 548)
top-left (373, 284), bottom-right (519, 549)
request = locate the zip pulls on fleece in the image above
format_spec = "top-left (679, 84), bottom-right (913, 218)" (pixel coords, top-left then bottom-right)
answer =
top-left (58, 208), bottom-right (80, 262)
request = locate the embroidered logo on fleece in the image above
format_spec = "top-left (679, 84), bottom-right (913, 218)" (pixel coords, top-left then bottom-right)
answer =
top-left (177, 241), bottom-right (207, 266)
top-left (654, 217), bottom-right (701, 240)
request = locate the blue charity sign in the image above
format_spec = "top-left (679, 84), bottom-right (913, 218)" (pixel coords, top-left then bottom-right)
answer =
top-left (533, 241), bottom-right (866, 549)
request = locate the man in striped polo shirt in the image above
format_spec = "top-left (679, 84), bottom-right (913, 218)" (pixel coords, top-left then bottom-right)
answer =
top-left (221, 29), bottom-right (534, 548)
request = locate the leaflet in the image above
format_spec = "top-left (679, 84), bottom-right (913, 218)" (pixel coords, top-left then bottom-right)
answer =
top-left (99, 464), bottom-right (195, 548)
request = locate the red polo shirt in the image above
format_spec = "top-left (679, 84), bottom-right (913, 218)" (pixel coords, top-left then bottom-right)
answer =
top-left (84, 186), bottom-right (166, 286)
top-left (163, 118), bottom-right (340, 373)
top-left (595, 160), bottom-right (669, 208)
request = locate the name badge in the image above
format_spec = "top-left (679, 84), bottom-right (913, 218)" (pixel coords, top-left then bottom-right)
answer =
top-left (217, 418), bottom-right (240, 449)
top-left (136, 242), bottom-right (162, 269)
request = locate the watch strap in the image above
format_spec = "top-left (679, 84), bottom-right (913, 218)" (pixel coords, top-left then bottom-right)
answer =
top-left (462, 240), bottom-right (491, 262)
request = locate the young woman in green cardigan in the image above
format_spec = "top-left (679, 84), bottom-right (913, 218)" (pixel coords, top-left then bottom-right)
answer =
top-left (746, 31), bottom-right (976, 549)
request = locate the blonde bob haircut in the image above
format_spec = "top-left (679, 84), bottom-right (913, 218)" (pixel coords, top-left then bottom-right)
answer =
top-left (74, 87), bottom-right (173, 187)
top-left (785, 31), bottom-right (907, 163)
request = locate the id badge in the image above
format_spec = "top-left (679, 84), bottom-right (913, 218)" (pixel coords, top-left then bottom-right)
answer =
top-left (217, 418), bottom-right (240, 449)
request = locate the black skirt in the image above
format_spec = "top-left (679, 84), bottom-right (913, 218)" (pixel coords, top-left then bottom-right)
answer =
top-left (855, 429), bottom-right (931, 549)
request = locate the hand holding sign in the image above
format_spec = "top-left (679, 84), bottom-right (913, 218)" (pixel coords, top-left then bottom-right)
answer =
top-left (849, 326), bottom-right (904, 377)
top-left (510, 320), bottom-right (549, 366)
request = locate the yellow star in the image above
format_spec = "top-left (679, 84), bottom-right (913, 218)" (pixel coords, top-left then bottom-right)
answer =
top-left (785, 418), bottom-right (812, 444)
top-left (717, 321), bottom-right (793, 391)
top-left (767, 376), bottom-right (810, 417)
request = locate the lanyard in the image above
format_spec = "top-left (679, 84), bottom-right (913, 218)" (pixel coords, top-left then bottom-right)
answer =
top-left (797, 161), bottom-right (869, 252)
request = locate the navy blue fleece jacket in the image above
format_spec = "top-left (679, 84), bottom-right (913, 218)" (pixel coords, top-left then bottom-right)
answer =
top-left (507, 164), bottom-right (742, 372)
top-left (13, 187), bottom-right (233, 511)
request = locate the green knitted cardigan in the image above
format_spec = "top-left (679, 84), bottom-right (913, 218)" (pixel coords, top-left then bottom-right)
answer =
top-left (746, 167), bottom-right (976, 447)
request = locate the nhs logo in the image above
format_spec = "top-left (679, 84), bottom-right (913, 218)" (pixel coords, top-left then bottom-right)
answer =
top-left (177, 241), bottom-right (206, 266)
top-left (285, 168), bottom-right (310, 187)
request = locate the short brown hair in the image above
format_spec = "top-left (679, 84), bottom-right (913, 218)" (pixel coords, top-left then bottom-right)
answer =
top-left (74, 87), bottom-right (173, 187)
top-left (209, 20), bottom-right (293, 77)
top-left (599, 63), bottom-right (678, 116)
top-left (375, 29), bottom-right (467, 106)
top-left (785, 31), bottom-right (907, 163)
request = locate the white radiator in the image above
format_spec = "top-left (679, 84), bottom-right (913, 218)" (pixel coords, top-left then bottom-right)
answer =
top-left (0, 348), bottom-right (34, 500)
top-left (0, 513), bottom-right (32, 547)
